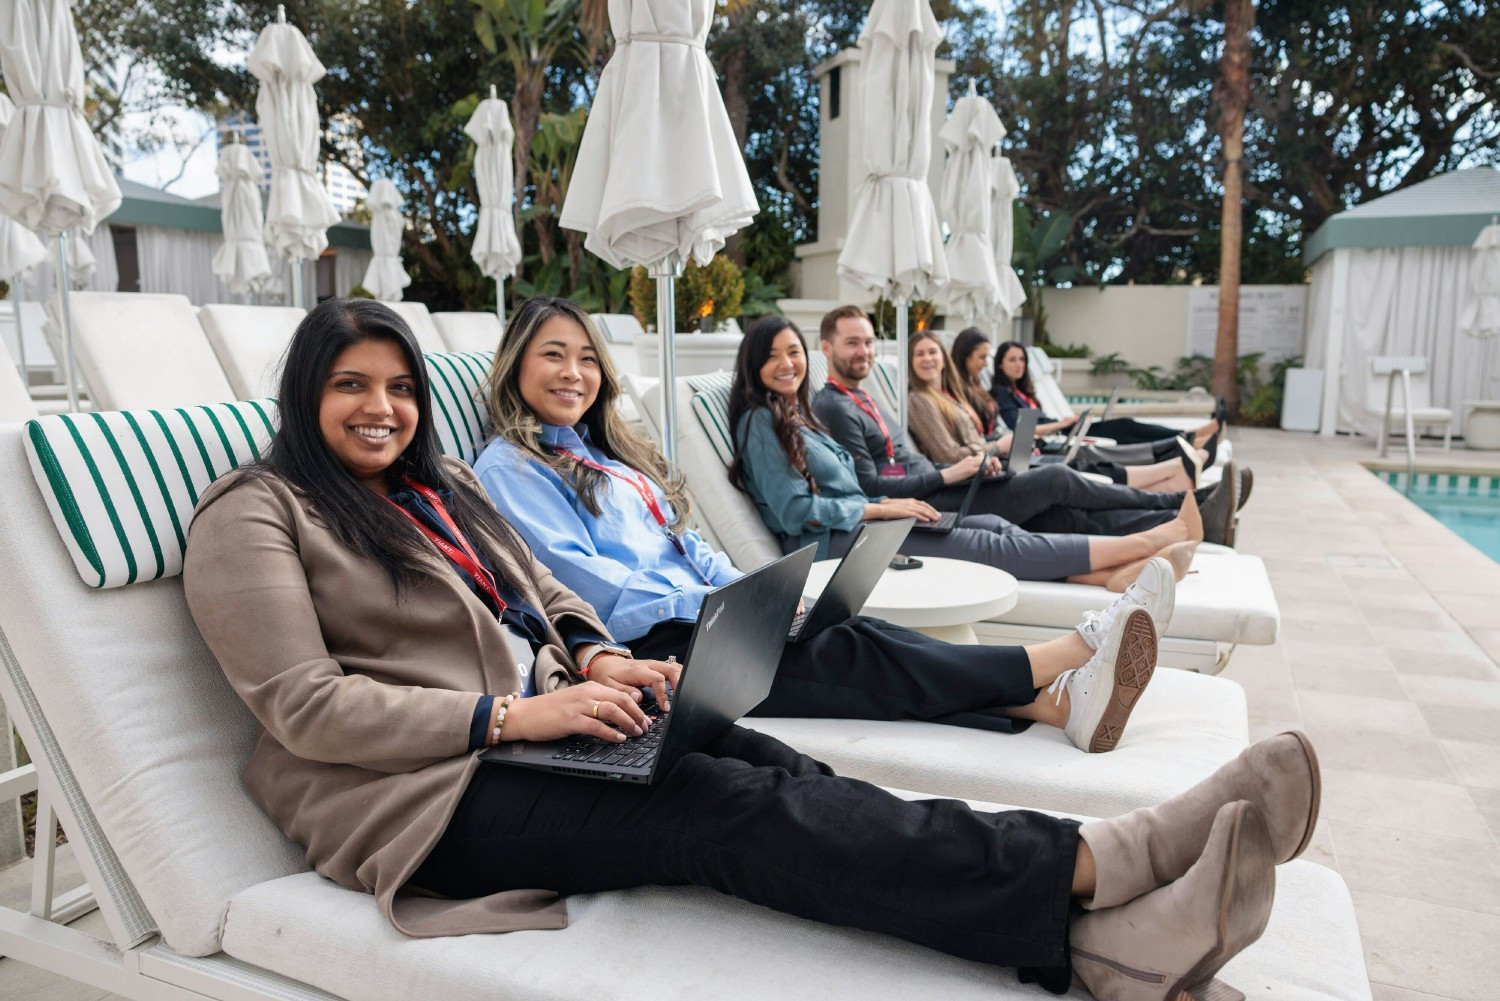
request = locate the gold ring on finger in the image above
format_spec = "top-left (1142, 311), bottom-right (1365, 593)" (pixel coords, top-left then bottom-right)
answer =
top-left (592, 700), bottom-right (601, 719)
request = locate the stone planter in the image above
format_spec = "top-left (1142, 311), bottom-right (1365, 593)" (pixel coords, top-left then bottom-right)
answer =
top-left (635, 331), bottom-right (745, 379)
top-left (1463, 400), bottom-right (1500, 450)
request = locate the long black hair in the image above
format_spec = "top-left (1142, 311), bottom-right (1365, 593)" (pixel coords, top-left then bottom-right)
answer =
top-left (249, 297), bottom-right (535, 595)
top-left (726, 315), bottom-right (824, 494)
top-left (992, 339), bottom-right (1037, 399)
top-left (951, 327), bottom-right (998, 428)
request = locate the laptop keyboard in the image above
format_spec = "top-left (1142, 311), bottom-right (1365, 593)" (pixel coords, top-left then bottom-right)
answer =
top-left (786, 608), bottom-right (808, 639)
top-left (913, 512), bottom-right (958, 532)
top-left (550, 710), bottom-right (670, 769)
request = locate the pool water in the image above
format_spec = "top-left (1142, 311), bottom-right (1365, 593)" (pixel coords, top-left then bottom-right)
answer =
top-left (1377, 471), bottom-right (1500, 564)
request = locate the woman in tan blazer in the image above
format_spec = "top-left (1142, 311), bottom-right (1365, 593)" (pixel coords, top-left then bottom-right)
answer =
top-left (183, 298), bottom-right (1316, 1001)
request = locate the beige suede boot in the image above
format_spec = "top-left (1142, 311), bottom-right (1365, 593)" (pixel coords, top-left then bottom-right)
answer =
top-left (1071, 800), bottom-right (1276, 1001)
top-left (1079, 731), bottom-right (1320, 910)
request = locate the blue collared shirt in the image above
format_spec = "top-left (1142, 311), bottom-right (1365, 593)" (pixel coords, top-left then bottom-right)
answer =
top-left (472, 424), bottom-right (742, 643)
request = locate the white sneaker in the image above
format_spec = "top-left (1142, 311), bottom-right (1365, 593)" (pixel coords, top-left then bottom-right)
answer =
top-left (1049, 606), bottom-right (1158, 753)
top-left (1077, 556), bottom-right (1175, 651)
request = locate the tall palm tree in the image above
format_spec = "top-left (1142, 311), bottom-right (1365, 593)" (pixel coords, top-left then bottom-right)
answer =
top-left (1212, 0), bottom-right (1255, 416)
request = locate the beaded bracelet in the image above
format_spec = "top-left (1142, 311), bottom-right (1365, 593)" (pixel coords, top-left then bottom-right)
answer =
top-left (490, 692), bottom-right (519, 745)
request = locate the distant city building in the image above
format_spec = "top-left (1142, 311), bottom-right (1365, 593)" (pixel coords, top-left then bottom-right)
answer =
top-left (217, 111), bottom-right (368, 216)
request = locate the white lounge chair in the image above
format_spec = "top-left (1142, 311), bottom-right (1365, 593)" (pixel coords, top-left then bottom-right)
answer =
top-left (198, 304), bottom-right (307, 400)
top-left (380, 301), bottom-right (447, 354)
top-left (1365, 355), bottom-right (1453, 453)
top-left (0, 401), bottom-right (1372, 1001)
top-left (656, 371), bottom-right (1277, 674)
top-left (1, 339), bottom-right (38, 422)
top-left (43, 292), bottom-right (236, 411)
top-left (432, 311), bottom-right (504, 353)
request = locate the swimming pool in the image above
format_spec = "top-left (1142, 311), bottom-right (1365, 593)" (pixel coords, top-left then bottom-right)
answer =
top-left (1376, 471), bottom-right (1500, 564)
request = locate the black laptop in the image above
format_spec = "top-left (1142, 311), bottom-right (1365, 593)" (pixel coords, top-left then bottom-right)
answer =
top-left (787, 518), bottom-right (913, 642)
top-left (910, 454), bottom-right (988, 534)
top-left (1038, 409), bottom-right (1095, 466)
top-left (478, 545), bottom-right (816, 784)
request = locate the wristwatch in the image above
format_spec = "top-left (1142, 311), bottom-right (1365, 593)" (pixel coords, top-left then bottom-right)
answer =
top-left (577, 642), bottom-right (632, 676)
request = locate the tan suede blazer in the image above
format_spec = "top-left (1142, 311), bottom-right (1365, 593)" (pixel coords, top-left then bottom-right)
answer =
top-left (184, 457), bottom-right (610, 937)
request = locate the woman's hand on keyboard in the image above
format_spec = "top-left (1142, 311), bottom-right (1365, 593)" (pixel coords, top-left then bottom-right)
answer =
top-left (502, 682), bottom-right (648, 743)
top-left (873, 497), bottom-right (942, 522)
top-left (591, 656), bottom-right (683, 713)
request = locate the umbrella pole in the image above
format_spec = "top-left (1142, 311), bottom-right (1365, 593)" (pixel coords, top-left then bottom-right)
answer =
top-left (895, 299), bottom-right (909, 429)
top-left (290, 259), bottom-right (304, 309)
top-left (652, 257), bottom-right (682, 464)
top-left (497, 277), bottom-right (506, 329)
top-left (55, 232), bottom-right (80, 412)
top-left (12, 289), bottom-right (30, 387)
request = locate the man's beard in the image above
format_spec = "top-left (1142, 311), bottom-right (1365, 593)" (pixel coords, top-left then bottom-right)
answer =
top-left (831, 356), bottom-right (870, 384)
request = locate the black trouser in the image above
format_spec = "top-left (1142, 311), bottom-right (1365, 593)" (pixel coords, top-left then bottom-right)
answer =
top-left (928, 463), bottom-right (1186, 536)
top-left (1088, 417), bottom-right (1185, 445)
top-left (633, 616), bottom-right (1041, 733)
top-left (416, 724), bottom-right (1079, 987)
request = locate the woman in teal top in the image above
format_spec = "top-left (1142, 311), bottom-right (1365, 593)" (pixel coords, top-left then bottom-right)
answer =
top-left (728, 316), bottom-right (1201, 588)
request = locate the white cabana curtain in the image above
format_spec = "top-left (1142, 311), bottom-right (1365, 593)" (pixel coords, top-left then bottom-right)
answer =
top-left (560, 0), bottom-right (758, 269)
top-left (139, 226), bottom-right (235, 303)
top-left (335, 248), bottom-right (373, 298)
top-left (1306, 245), bottom-right (1485, 435)
top-left (17, 223), bottom-right (116, 299)
top-left (362, 178), bottom-right (410, 301)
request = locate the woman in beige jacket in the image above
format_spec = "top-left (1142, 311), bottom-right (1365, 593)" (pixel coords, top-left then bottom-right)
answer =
top-left (183, 298), bottom-right (1318, 1001)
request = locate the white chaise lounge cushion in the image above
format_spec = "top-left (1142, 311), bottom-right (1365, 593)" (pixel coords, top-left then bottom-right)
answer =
top-left (432, 311), bottom-right (504, 353)
top-left (2, 338), bottom-right (38, 421)
top-left (198, 304), bottom-right (306, 399)
top-left (0, 425), bottom-right (308, 956)
top-left (24, 400), bottom-right (277, 587)
top-left (745, 668), bottom-right (1248, 817)
top-left (219, 833), bottom-right (1371, 1001)
top-left (383, 301), bottom-right (448, 354)
top-left (57, 292), bottom-right (237, 410)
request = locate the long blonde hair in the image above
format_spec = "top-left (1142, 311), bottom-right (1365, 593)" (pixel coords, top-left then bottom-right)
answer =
top-left (908, 330), bottom-right (980, 434)
top-left (481, 296), bottom-right (692, 531)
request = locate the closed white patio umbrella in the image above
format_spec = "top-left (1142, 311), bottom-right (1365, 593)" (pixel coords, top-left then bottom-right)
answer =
top-left (362, 179), bottom-right (410, 302)
top-left (989, 150), bottom-right (1027, 337)
top-left (836, 0), bottom-right (947, 426)
top-left (0, 0), bottom-right (123, 410)
top-left (560, 0), bottom-right (758, 462)
top-left (464, 87), bottom-right (522, 324)
top-left (213, 141), bottom-right (273, 298)
top-left (939, 84), bottom-right (1003, 329)
top-left (1460, 219), bottom-right (1500, 392)
top-left (0, 93), bottom-right (51, 385)
top-left (248, 5), bottom-right (339, 308)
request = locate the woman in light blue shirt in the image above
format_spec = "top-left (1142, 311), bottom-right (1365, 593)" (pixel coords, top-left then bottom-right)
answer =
top-left (473, 296), bottom-right (1173, 754)
top-left (728, 316), bottom-right (1200, 587)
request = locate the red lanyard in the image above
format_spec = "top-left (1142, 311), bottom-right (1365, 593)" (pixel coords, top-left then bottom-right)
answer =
top-left (555, 448), bottom-right (714, 584)
top-left (827, 379), bottom-right (895, 462)
top-left (386, 479), bottom-right (506, 613)
top-left (1016, 388), bottom-right (1040, 410)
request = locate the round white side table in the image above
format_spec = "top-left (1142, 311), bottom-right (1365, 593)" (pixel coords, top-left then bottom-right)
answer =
top-left (803, 556), bottom-right (1019, 644)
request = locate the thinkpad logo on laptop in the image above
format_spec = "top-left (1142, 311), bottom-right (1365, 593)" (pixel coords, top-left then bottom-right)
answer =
top-left (704, 601), bottom-right (725, 631)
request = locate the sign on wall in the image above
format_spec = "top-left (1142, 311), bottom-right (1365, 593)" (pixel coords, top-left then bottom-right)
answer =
top-left (1186, 285), bottom-right (1307, 362)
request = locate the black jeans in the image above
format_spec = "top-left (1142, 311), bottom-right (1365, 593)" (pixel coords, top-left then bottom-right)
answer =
top-left (415, 725), bottom-right (1079, 986)
top-left (929, 463), bottom-right (1184, 536)
top-left (1088, 417), bottom-right (1184, 445)
top-left (634, 616), bottom-right (1041, 733)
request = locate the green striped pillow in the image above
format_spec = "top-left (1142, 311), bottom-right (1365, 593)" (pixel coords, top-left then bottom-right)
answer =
top-left (686, 372), bottom-right (737, 467)
top-left (425, 350), bottom-right (494, 464)
top-left (24, 401), bottom-right (278, 589)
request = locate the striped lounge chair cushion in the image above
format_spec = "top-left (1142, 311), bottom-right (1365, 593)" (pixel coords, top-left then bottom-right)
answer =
top-left (24, 401), bottom-right (278, 588)
top-left (23, 352), bottom-right (495, 589)
top-left (686, 372), bottom-right (737, 468)
top-left (425, 350), bottom-right (494, 464)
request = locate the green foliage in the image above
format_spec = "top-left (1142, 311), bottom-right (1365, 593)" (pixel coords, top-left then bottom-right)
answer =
top-left (346, 283), bottom-right (374, 299)
top-left (739, 272), bottom-right (787, 319)
top-left (0, 278), bottom-right (9, 300)
top-left (1036, 341), bottom-right (1090, 359)
top-left (1090, 352), bottom-right (1130, 375)
top-left (870, 298), bottom-right (938, 339)
top-left (1239, 355), bottom-right (1302, 427)
top-left (1009, 204), bottom-right (1079, 343)
top-left (627, 256), bottom-right (746, 331)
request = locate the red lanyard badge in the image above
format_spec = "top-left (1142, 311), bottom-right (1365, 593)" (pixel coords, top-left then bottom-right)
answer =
top-left (827, 379), bottom-right (895, 463)
top-left (555, 448), bottom-right (714, 585)
top-left (386, 479), bottom-right (506, 613)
